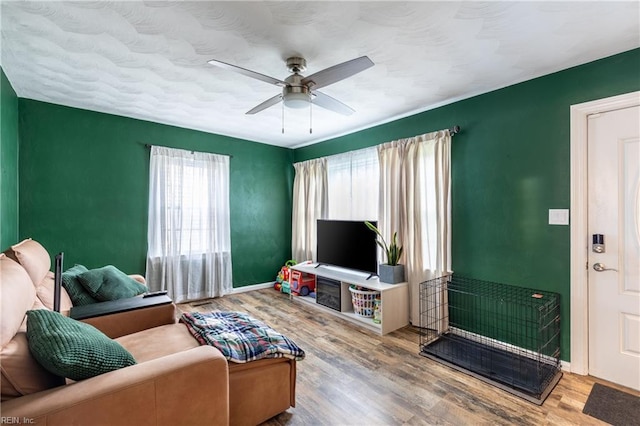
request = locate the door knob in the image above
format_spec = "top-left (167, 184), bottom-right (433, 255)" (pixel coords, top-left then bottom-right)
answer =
top-left (593, 262), bottom-right (618, 272)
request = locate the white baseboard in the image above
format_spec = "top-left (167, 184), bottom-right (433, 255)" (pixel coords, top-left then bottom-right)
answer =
top-left (560, 360), bottom-right (571, 372)
top-left (230, 282), bottom-right (275, 294)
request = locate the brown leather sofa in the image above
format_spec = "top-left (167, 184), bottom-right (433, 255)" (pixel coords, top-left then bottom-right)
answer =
top-left (1, 239), bottom-right (297, 425)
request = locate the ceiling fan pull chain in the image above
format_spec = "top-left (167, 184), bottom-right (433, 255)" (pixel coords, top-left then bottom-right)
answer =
top-left (309, 92), bottom-right (313, 134)
top-left (282, 100), bottom-right (285, 134)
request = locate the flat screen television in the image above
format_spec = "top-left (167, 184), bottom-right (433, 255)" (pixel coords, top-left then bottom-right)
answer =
top-left (316, 219), bottom-right (378, 275)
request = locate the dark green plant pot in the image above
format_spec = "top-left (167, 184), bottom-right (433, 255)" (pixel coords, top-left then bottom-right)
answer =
top-left (379, 264), bottom-right (405, 284)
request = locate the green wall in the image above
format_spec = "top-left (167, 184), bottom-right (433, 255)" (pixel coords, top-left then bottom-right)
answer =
top-left (18, 100), bottom-right (293, 287)
top-left (294, 48), bottom-right (640, 360)
top-left (1, 68), bottom-right (19, 249)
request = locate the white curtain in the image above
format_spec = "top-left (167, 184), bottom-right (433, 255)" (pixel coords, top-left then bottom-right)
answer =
top-left (377, 130), bottom-right (452, 326)
top-left (327, 147), bottom-right (378, 220)
top-left (291, 158), bottom-right (327, 262)
top-left (378, 140), bottom-right (406, 252)
top-left (146, 146), bottom-right (232, 303)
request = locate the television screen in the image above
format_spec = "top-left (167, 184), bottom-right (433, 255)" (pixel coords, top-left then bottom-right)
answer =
top-left (316, 220), bottom-right (378, 274)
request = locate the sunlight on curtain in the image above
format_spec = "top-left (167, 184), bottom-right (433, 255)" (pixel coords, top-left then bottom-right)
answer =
top-left (327, 147), bottom-right (378, 221)
top-left (292, 158), bottom-right (327, 262)
top-left (378, 140), bottom-right (406, 247)
top-left (378, 130), bottom-right (451, 326)
top-left (146, 146), bottom-right (232, 302)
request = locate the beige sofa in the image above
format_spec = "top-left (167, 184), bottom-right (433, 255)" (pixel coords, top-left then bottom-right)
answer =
top-left (1, 239), bottom-right (297, 425)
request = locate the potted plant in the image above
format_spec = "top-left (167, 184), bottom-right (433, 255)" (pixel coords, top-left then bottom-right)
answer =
top-left (364, 221), bottom-right (405, 284)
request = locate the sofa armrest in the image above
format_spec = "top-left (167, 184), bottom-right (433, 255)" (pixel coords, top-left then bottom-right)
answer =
top-left (1, 346), bottom-right (228, 426)
top-left (129, 274), bottom-right (146, 285)
top-left (70, 295), bottom-right (173, 320)
top-left (80, 302), bottom-right (177, 338)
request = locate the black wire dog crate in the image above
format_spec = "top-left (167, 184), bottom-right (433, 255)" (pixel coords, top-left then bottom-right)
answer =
top-left (419, 275), bottom-right (562, 404)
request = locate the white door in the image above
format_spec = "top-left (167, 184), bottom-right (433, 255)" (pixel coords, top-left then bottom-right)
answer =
top-left (587, 105), bottom-right (640, 391)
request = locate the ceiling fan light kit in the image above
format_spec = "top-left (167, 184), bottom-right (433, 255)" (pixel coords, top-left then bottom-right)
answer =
top-left (283, 91), bottom-right (310, 109)
top-left (282, 71), bottom-right (311, 109)
top-left (207, 55), bottom-right (374, 133)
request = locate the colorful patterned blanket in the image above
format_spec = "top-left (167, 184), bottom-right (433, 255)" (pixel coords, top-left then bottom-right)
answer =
top-left (180, 311), bottom-right (305, 363)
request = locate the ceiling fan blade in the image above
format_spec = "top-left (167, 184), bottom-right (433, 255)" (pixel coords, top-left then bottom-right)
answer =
top-left (311, 91), bottom-right (355, 116)
top-left (246, 94), bottom-right (283, 115)
top-left (301, 56), bottom-right (374, 90)
top-left (208, 59), bottom-right (287, 87)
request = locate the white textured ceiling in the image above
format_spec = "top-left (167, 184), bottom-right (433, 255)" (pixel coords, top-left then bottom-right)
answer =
top-left (1, 1), bottom-right (639, 148)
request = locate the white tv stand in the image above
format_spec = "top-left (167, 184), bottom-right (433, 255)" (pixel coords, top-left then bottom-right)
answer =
top-left (290, 263), bottom-right (409, 335)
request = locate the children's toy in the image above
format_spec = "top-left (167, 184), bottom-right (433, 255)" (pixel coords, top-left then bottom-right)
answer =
top-left (290, 270), bottom-right (316, 296)
top-left (275, 260), bottom-right (297, 292)
top-left (278, 260), bottom-right (296, 283)
top-left (274, 259), bottom-right (316, 298)
top-left (372, 298), bottom-right (381, 324)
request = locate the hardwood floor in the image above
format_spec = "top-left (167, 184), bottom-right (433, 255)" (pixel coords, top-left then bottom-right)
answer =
top-left (178, 289), bottom-right (639, 425)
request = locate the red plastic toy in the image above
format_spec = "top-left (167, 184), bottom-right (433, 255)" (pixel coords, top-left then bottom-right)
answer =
top-left (290, 270), bottom-right (316, 296)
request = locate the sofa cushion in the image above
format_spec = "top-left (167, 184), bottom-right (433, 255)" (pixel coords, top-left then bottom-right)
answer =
top-left (77, 265), bottom-right (148, 301)
top-left (5, 239), bottom-right (51, 287)
top-left (62, 264), bottom-right (100, 306)
top-left (26, 309), bottom-right (137, 381)
top-left (1, 332), bottom-right (65, 400)
top-left (0, 254), bottom-right (37, 347)
top-left (36, 271), bottom-right (74, 312)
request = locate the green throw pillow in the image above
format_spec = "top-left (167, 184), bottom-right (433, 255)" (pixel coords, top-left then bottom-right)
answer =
top-left (62, 264), bottom-right (100, 306)
top-left (26, 309), bottom-right (136, 381)
top-left (77, 265), bottom-right (148, 302)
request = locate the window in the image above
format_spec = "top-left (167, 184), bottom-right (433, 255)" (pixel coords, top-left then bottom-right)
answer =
top-left (146, 146), bottom-right (232, 301)
top-left (326, 147), bottom-right (378, 221)
top-left (163, 161), bottom-right (220, 255)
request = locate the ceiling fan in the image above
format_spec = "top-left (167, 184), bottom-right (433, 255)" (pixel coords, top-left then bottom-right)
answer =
top-left (207, 55), bottom-right (374, 116)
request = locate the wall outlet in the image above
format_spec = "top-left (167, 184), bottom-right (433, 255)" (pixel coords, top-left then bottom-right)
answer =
top-left (549, 209), bottom-right (569, 225)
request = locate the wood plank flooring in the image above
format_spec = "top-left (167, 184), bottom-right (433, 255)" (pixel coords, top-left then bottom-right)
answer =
top-left (178, 289), bottom-right (639, 425)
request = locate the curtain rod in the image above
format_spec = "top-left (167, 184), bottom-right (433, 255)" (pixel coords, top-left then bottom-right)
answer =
top-left (144, 126), bottom-right (460, 155)
top-left (143, 143), bottom-right (233, 158)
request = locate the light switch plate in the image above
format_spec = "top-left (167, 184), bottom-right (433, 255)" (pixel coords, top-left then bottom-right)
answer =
top-left (549, 209), bottom-right (569, 225)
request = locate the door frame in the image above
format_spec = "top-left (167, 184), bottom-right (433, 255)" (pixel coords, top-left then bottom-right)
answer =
top-left (570, 91), bottom-right (640, 375)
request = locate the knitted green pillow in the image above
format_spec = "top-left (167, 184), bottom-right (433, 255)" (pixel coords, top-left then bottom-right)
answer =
top-left (26, 309), bottom-right (136, 381)
top-left (62, 264), bottom-right (100, 306)
top-left (77, 265), bottom-right (148, 302)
